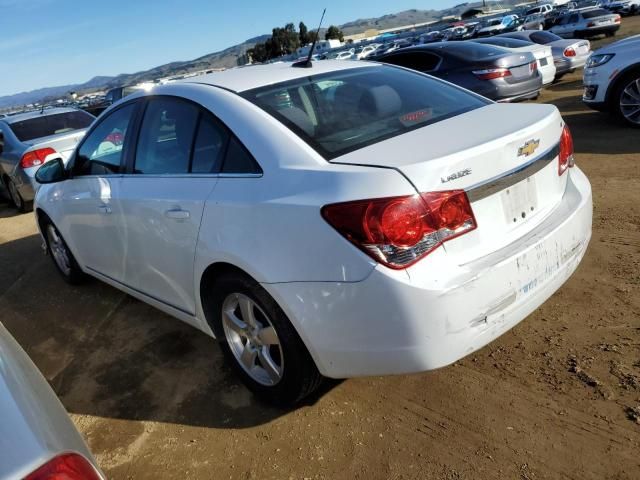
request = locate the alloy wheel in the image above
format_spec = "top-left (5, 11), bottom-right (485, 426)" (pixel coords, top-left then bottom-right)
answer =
top-left (221, 293), bottom-right (284, 386)
top-left (47, 225), bottom-right (72, 276)
top-left (620, 77), bottom-right (640, 125)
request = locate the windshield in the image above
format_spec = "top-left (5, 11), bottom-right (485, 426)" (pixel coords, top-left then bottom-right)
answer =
top-left (8, 111), bottom-right (94, 142)
top-left (242, 66), bottom-right (489, 160)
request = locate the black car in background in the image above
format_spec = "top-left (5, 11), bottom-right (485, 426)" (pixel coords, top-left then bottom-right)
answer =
top-left (371, 42), bottom-right (542, 102)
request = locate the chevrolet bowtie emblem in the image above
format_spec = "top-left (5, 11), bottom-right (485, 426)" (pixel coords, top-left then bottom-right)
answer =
top-left (518, 139), bottom-right (540, 157)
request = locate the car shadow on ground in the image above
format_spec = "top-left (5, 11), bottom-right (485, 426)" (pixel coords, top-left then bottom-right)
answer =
top-left (0, 234), bottom-right (338, 430)
top-left (561, 111), bottom-right (640, 155)
top-left (546, 79), bottom-right (583, 93)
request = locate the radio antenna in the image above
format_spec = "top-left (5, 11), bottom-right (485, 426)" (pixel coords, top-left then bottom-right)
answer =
top-left (293, 8), bottom-right (326, 68)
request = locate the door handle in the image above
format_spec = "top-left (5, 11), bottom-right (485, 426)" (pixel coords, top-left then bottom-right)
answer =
top-left (164, 209), bottom-right (190, 220)
top-left (98, 205), bottom-right (112, 214)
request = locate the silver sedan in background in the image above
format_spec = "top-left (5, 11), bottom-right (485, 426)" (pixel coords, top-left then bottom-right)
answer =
top-left (499, 30), bottom-right (592, 80)
top-left (0, 321), bottom-right (104, 479)
top-left (0, 108), bottom-right (94, 212)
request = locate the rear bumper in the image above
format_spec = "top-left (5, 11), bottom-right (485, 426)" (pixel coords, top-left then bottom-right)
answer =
top-left (555, 56), bottom-right (588, 76)
top-left (577, 25), bottom-right (620, 37)
top-left (482, 77), bottom-right (543, 102)
top-left (265, 167), bottom-right (592, 378)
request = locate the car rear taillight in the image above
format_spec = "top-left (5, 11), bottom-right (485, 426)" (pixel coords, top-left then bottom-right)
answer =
top-left (564, 47), bottom-right (576, 57)
top-left (25, 453), bottom-right (101, 480)
top-left (20, 147), bottom-right (56, 169)
top-left (321, 191), bottom-right (477, 269)
top-left (615, 15), bottom-right (621, 23)
top-left (587, 22), bottom-right (596, 28)
top-left (530, 61), bottom-right (538, 73)
top-left (472, 68), bottom-right (511, 80)
top-left (558, 125), bottom-right (575, 176)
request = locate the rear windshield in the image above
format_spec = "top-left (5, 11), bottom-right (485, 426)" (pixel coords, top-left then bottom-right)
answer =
top-left (424, 42), bottom-right (506, 60)
top-left (9, 111), bottom-right (94, 142)
top-left (477, 37), bottom-right (533, 48)
top-left (242, 66), bottom-right (489, 160)
top-left (582, 9), bottom-right (610, 18)
top-left (529, 31), bottom-right (562, 44)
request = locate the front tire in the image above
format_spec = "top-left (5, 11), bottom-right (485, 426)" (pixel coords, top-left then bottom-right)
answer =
top-left (612, 71), bottom-right (640, 128)
top-left (42, 219), bottom-right (85, 284)
top-left (206, 272), bottom-right (322, 406)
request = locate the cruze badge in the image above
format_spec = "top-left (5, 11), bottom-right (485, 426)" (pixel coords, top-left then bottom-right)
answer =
top-left (518, 139), bottom-right (540, 157)
top-left (441, 168), bottom-right (472, 184)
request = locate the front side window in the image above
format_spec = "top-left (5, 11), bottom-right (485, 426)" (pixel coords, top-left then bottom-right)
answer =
top-left (242, 65), bottom-right (489, 160)
top-left (75, 103), bottom-right (136, 176)
top-left (9, 111), bottom-right (94, 142)
top-left (134, 97), bottom-right (199, 174)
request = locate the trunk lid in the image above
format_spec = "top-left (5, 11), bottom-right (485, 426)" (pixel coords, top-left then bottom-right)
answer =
top-left (333, 103), bottom-right (567, 261)
top-left (25, 129), bottom-right (87, 164)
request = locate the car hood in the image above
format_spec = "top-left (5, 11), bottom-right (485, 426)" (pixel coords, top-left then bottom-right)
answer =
top-left (598, 34), bottom-right (640, 53)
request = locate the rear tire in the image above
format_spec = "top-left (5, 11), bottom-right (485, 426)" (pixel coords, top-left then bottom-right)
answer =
top-left (605, 30), bottom-right (616, 38)
top-left (205, 271), bottom-right (323, 406)
top-left (41, 217), bottom-right (86, 284)
top-left (611, 70), bottom-right (640, 128)
top-left (5, 177), bottom-right (31, 213)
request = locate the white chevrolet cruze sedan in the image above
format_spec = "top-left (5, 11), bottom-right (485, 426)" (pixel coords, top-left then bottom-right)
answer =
top-left (34, 60), bottom-right (592, 405)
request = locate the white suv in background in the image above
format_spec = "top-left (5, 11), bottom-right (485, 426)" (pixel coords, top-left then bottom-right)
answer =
top-left (583, 34), bottom-right (640, 127)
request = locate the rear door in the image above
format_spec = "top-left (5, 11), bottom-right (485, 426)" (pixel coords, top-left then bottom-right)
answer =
top-left (118, 96), bottom-right (226, 315)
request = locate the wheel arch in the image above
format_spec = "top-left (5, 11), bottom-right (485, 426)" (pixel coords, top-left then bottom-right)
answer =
top-left (606, 62), bottom-right (640, 106)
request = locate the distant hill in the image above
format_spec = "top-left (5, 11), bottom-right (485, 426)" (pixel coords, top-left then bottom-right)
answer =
top-left (0, 2), bottom-right (523, 109)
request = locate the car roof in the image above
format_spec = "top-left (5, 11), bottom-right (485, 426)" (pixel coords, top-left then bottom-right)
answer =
top-left (2, 107), bottom-right (81, 125)
top-left (181, 60), bottom-right (377, 93)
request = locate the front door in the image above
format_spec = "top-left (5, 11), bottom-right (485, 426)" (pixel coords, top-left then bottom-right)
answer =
top-left (61, 102), bottom-right (138, 282)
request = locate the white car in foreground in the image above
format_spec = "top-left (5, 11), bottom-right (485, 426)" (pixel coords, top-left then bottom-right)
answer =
top-left (34, 61), bottom-right (592, 405)
top-left (583, 34), bottom-right (640, 127)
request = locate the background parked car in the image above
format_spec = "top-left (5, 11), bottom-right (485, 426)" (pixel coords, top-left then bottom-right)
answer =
top-left (549, 8), bottom-right (621, 38)
top-left (0, 107), bottom-right (94, 212)
top-left (471, 37), bottom-right (557, 85)
top-left (583, 33), bottom-right (640, 126)
top-left (499, 30), bottom-right (592, 79)
top-left (525, 3), bottom-right (554, 16)
top-left (605, 0), bottom-right (640, 16)
top-left (0, 321), bottom-right (104, 479)
top-left (523, 13), bottom-right (548, 30)
top-left (372, 42), bottom-right (542, 102)
top-left (83, 85), bottom-right (145, 116)
top-left (477, 15), bottom-right (521, 37)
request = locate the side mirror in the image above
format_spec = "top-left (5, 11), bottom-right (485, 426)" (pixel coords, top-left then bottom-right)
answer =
top-left (35, 157), bottom-right (67, 184)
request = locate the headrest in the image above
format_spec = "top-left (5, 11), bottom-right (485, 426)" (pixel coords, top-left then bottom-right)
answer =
top-left (359, 85), bottom-right (402, 118)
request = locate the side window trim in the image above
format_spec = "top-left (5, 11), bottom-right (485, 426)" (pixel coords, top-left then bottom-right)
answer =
top-left (123, 94), bottom-right (261, 176)
top-left (70, 99), bottom-right (143, 178)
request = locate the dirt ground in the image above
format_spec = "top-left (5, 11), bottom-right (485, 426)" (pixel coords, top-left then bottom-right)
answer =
top-left (1, 19), bottom-right (640, 480)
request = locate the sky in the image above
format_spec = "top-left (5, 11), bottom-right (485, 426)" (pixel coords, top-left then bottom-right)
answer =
top-left (0, 0), bottom-right (461, 97)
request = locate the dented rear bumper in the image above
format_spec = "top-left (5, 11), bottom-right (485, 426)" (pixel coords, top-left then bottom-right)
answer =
top-left (264, 167), bottom-right (592, 378)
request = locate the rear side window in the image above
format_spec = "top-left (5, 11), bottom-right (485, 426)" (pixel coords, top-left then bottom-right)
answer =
top-left (192, 113), bottom-right (229, 173)
top-left (242, 65), bottom-right (489, 160)
top-left (9, 111), bottom-right (94, 142)
top-left (134, 97), bottom-right (199, 174)
top-left (222, 136), bottom-right (261, 174)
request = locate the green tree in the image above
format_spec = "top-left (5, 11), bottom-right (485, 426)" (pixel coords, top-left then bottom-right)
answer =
top-left (325, 25), bottom-right (344, 42)
top-left (299, 21), bottom-right (310, 45)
